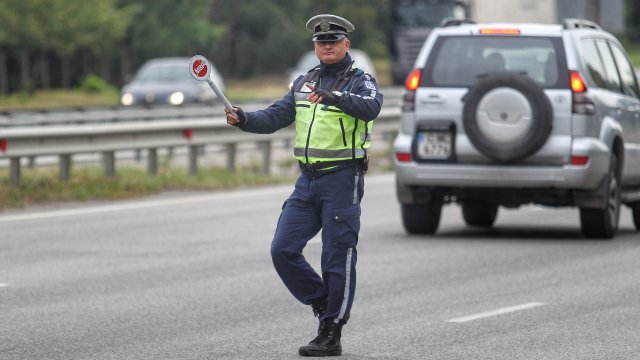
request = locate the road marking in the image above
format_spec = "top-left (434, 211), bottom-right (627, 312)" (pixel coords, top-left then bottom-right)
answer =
top-left (0, 185), bottom-right (290, 223)
top-left (0, 174), bottom-right (394, 224)
top-left (446, 302), bottom-right (545, 323)
top-left (0, 283), bottom-right (8, 287)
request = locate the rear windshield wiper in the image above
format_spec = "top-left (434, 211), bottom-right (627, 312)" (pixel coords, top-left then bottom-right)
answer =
top-left (476, 70), bottom-right (529, 78)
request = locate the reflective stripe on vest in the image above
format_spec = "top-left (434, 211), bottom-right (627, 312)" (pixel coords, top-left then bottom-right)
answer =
top-left (293, 70), bottom-right (373, 164)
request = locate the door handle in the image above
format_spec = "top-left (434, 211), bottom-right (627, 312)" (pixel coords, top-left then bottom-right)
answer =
top-left (421, 96), bottom-right (446, 105)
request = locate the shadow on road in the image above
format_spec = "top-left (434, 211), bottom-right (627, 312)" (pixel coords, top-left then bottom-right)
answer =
top-left (404, 226), bottom-right (637, 242)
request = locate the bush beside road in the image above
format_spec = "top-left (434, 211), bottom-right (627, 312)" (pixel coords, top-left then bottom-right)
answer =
top-left (0, 165), bottom-right (295, 211)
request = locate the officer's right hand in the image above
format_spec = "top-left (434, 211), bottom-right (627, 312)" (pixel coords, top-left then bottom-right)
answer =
top-left (225, 107), bottom-right (247, 127)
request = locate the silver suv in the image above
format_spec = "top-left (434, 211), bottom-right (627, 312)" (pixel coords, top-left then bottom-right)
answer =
top-left (393, 19), bottom-right (640, 238)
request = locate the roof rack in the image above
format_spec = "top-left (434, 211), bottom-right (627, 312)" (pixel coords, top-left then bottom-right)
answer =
top-left (563, 18), bottom-right (601, 30)
top-left (439, 18), bottom-right (476, 27)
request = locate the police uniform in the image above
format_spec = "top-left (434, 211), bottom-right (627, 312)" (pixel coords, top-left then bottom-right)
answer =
top-left (231, 14), bottom-right (383, 357)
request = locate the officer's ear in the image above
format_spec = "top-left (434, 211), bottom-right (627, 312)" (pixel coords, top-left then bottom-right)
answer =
top-left (344, 38), bottom-right (351, 51)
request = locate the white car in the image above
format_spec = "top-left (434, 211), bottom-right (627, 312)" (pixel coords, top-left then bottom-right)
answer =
top-left (394, 19), bottom-right (640, 238)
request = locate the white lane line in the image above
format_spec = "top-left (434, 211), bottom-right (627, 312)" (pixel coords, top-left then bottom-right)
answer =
top-left (0, 283), bottom-right (8, 287)
top-left (446, 302), bottom-right (545, 323)
top-left (0, 185), bottom-right (290, 224)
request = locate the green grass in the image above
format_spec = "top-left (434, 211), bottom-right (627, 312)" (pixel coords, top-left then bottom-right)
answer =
top-left (627, 45), bottom-right (640, 68)
top-left (0, 165), bottom-right (294, 211)
top-left (0, 89), bottom-right (120, 110)
top-left (0, 77), bottom-right (292, 111)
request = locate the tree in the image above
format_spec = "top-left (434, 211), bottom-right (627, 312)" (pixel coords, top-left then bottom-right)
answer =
top-left (627, 0), bottom-right (640, 42)
top-left (0, 0), bottom-right (48, 92)
top-left (46, 0), bottom-right (137, 88)
top-left (120, 0), bottom-right (224, 79)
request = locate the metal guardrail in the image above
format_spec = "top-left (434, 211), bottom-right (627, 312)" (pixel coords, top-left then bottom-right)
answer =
top-left (0, 87), bottom-right (403, 127)
top-left (0, 103), bottom-right (255, 127)
top-left (0, 107), bottom-right (401, 187)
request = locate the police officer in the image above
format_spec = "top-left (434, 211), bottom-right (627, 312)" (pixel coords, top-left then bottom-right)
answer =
top-left (225, 14), bottom-right (383, 357)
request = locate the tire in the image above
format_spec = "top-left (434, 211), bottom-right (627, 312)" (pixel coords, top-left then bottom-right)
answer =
top-left (632, 203), bottom-right (640, 231)
top-left (463, 73), bottom-right (553, 163)
top-left (401, 202), bottom-right (442, 235)
top-left (580, 155), bottom-right (621, 239)
top-left (462, 201), bottom-right (498, 227)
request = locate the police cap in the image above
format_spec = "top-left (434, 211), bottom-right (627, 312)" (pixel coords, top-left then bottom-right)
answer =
top-left (306, 14), bottom-right (355, 42)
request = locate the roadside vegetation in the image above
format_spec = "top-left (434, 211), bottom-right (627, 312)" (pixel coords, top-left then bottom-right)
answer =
top-left (0, 165), bottom-right (295, 211)
top-left (626, 44), bottom-right (640, 66)
top-left (0, 76), bottom-right (289, 111)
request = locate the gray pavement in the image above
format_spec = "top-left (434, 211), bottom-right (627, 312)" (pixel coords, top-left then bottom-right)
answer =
top-left (1, 174), bottom-right (640, 359)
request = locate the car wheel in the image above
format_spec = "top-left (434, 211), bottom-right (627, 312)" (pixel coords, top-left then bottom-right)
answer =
top-left (401, 200), bottom-right (443, 235)
top-left (580, 155), bottom-right (621, 239)
top-left (463, 73), bottom-right (553, 163)
top-left (632, 203), bottom-right (640, 231)
top-left (462, 201), bottom-right (498, 227)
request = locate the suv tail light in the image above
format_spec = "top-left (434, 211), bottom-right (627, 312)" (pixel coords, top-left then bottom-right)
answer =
top-left (405, 69), bottom-right (422, 91)
top-left (569, 71), bottom-right (595, 115)
top-left (402, 68), bottom-right (422, 112)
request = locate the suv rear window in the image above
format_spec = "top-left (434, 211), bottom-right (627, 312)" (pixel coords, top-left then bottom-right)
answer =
top-left (424, 36), bottom-right (569, 89)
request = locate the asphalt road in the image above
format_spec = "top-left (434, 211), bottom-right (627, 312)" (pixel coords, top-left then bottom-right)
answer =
top-left (1, 174), bottom-right (640, 360)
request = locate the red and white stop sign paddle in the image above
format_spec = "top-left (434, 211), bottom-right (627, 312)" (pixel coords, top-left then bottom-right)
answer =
top-left (189, 55), bottom-right (234, 111)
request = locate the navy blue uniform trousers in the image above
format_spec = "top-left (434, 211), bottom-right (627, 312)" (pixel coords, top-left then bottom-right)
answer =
top-left (270, 165), bottom-right (364, 324)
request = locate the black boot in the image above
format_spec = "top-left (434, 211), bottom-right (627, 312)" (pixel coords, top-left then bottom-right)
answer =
top-left (311, 299), bottom-right (328, 333)
top-left (298, 320), bottom-right (343, 357)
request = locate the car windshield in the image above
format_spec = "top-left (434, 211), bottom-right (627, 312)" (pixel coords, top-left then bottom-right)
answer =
top-left (134, 63), bottom-right (193, 84)
top-left (428, 36), bottom-right (566, 88)
top-left (392, 0), bottom-right (455, 28)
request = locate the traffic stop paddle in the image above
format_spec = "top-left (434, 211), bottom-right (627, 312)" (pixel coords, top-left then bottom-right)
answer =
top-left (189, 55), bottom-right (235, 111)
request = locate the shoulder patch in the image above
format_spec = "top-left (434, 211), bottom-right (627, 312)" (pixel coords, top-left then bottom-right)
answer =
top-left (364, 80), bottom-right (377, 91)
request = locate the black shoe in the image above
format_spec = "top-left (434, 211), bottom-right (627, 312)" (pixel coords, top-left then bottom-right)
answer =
top-left (311, 299), bottom-right (328, 333)
top-left (298, 321), bottom-right (342, 357)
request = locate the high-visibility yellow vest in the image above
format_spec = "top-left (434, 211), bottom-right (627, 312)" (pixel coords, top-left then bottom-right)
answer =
top-left (293, 68), bottom-right (373, 164)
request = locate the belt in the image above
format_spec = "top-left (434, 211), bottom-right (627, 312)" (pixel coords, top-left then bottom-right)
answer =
top-left (298, 159), bottom-right (362, 173)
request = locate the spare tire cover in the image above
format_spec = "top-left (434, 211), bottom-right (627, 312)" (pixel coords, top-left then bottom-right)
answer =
top-left (463, 73), bottom-right (553, 163)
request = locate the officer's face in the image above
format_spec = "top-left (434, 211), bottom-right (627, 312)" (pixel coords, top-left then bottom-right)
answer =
top-left (314, 38), bottom-right (350, 65)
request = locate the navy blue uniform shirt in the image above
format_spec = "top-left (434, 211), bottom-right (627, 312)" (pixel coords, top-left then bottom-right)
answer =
top-left (238, 53), bottom-right (383, 134)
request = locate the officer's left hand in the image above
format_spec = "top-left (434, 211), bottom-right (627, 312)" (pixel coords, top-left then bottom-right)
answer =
top-left (306, 85), bottom-right (341, 106)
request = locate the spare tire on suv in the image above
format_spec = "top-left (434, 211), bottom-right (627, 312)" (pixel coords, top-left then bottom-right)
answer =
top-left (463, 73), bottom-right (553, 163)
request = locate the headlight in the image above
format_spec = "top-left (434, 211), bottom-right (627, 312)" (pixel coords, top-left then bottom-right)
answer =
top-left (120, 93), bottom-right (134, 106)
top-left (168, 91), bottom-right (185, 105)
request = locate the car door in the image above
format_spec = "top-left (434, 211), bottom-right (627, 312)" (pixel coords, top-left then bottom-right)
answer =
top-left (608, 41), bottom-right (640, 183)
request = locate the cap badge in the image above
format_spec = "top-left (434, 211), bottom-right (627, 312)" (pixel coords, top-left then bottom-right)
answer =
top-left (320, 20), bottom-right (330, 32)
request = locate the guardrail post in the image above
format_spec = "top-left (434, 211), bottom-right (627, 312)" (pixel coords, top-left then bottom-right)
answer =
top-left (258, 140), bottom-right (271, 175)
top-left (9, 157), bottom-right (20, 187)
top-left (188, 145), bottom-right (198, 175)
top-left (27, 156), bottom-right (36, 168)
top-left (225, 143), bottom-right (236, 172)
top-left (59, 154), bottom-right (71, 183)
top-left (148, 148), bottom-right (158, 175)
top-left (103, 151), bottom-right (116, 177)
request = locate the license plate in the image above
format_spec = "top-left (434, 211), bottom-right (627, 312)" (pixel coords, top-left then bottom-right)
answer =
top-left (416, 130), bottom-right (452, 159)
